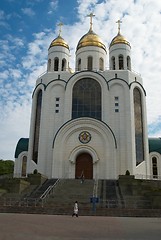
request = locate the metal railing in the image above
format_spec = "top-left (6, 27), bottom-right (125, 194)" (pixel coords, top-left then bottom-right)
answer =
top-left (100, 199), bottom-right (154, 209)
top-left (93, 179), bottom-right (98, 197)
top-left (40, 179), bottom-right (60, 200)
top-left (135, 174), bottom-right (161, 180)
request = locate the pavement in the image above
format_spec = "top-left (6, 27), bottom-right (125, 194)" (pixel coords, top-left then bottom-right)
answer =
top-left (0, 213), bottom-right (161, 240)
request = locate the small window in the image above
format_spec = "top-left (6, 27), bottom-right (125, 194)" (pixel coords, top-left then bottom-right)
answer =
top-left (62, 58), bottom-right (66, 71)
top-left (115, 103), bottom-right (119, 106)
top-left (152, 157), bottom-right (158, 178)
top-left (112, 57), bottom-right (115, 70)
top-left (55, 110), bottom-right (59, 113)
top-left (119, 55), bottom-right (124, 70)
top-left (78, 58), bottom-right (81, 71)
top-left (127, 56), bottom-right (131, 70)
top-left (99, 58), bottom-right (104, 71)
top-left (115, 109), bottom-right (119, 112)
top-left (87, 56), bottom-right (93, 70)
top-left (115, 97), bottom-right (119, 101)
top-left (54, 57), bottom-right (59, 71)
top-left (56, 98), bottom-right (60, 101)
top-left (56, 104), bottom-right (59, 107)
top-left (48, 59), bottom-right (51, 71)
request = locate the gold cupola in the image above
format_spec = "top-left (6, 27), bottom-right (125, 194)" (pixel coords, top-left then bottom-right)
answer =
top-left (76, 30), bottom-right (106, 51)
top-left (49, 23), bottom-right (69, 50)
top-left (76, 13), bottom-right (106, 52)
top-left (49, 35), bottom-right (69, 50)
top-left (110, 20), bottom-right (130, 48)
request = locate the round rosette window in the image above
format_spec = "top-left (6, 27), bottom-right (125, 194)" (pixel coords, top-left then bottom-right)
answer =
top-left (79, 131), bottom-right (91, 144)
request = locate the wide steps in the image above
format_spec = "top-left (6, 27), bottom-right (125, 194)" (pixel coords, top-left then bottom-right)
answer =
top-left (44, 179), bottom-right (94, 214)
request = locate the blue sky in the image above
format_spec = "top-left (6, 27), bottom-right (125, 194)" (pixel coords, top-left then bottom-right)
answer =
top-left (0, 0), bottom-right (161, 160)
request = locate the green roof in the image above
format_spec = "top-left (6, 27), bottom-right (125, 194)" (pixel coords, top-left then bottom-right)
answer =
top-left (148, 138), bottom-right (161, 154)
top-left (14, 137), bottom-right (161, 158)
top-left (14, 138), bottom-right (29, 158)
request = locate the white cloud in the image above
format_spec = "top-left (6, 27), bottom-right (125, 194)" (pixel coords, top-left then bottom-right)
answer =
top-left (50, 0), bottom-right (58, 10)
top-left (0, 102), bottom-right (31, 160)
top-left (48, 0), bottom-right (58, 14)
top-left (21, 8), bottom-right (35, 17)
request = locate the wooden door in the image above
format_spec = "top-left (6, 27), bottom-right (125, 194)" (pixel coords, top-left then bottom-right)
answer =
top-left (75, 153), bottom-right (93, 179)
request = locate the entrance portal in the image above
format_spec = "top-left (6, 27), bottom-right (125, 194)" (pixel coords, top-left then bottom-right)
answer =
top-left (75, 153), bottom-right (93, 179)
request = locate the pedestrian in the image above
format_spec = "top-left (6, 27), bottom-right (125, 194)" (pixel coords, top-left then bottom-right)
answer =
top-left (72, 201), bottom-right (78, 217)
top-left (80, 171), bottom-right (85, 184)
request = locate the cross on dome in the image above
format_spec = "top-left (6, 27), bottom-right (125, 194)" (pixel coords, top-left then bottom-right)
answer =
top-left (87, 13), bottom-right (95, 31)
top-left (58, 22), bottom-right (63, 36)
top-left (116, 19), bottom-right (122, 34)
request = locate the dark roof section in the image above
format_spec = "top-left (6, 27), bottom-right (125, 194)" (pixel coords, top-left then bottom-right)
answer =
top-left (14, 137), bottom-right (161, 158)
top-left (149, 138), bottom-right (161, 154)
top-left (15, 138), bottom-right (29, 158)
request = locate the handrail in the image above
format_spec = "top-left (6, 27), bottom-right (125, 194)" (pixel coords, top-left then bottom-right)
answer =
top-left (40, 179), bottom-right (60, 200)
top-left (93, 179), bottom-right (98, 197)
top-left (135, 174), bottom-right (161, 180)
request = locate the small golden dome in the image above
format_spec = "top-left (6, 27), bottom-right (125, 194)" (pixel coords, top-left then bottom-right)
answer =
top-left (76, 29), bottom-right (106, 52)
top-left (49, 35), bottom-right (69, 50)
top-left (110, 33), bottom-right (130, 48)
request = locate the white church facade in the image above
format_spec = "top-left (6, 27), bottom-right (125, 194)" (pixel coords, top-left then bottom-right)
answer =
top-left (14, 17), bottom-right (161, 180)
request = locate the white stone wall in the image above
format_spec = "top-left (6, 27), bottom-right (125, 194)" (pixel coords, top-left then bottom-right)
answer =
top-left (76, 46), bottom-right (106, 71)
top-left (52, 118), bottom-right (117, 179)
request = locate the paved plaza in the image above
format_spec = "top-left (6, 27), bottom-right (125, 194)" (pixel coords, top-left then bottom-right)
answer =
top-left (0, 213), bottom-right (161, 240)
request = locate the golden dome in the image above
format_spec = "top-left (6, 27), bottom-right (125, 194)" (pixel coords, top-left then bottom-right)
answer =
top-left (49, 35), bottom-right (69, 50)
top-left (76, 29), bottom-right (106, 52)
top-left (110, 32), bottom-right (130, 48)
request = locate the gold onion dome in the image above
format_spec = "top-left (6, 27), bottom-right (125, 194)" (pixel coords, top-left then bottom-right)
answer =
top-left (76, 29), bottom-right (106, 52)
top-left (110, 32), bottom-right (130, 48)
top-left (49, 35), bottom-right (69, 50)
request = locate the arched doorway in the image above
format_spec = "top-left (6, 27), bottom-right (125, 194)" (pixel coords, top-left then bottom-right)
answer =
top-left (75, 153), bottom-right (93, 179)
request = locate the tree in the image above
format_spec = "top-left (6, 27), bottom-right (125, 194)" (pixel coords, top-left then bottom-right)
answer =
top-left (0, 160), bottom-right (14, 175)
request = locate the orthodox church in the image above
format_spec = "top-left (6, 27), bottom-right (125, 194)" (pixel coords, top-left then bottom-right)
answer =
top-left (14, 15), bottom-right (161, 180)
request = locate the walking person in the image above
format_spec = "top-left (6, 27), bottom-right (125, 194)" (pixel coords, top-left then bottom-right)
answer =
top-left (80, 171), bottom-right (85, 184)
top-left (72, 201), bottom-right (79, 217)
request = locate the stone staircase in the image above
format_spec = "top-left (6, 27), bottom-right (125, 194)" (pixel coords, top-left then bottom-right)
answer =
top-left (1, 178), bottom-right (161, 217)
top-left (28, 178), bottom-right (58, 198)
top-left (45, 179), bottom-right (95, 215)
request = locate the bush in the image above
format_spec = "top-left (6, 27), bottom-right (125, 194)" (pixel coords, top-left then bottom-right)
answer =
top-left (33, 169), bottom-right (38, 174)
top-left (0, 160), bottom-right (14, 175)
top-left (125, 170), bottom-right (130, 176)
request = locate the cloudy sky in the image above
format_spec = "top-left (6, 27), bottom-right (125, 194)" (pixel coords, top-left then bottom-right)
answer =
top-left (0, 0), bottom-right (161, 160)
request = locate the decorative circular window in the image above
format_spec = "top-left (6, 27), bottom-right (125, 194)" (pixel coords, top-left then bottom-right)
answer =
top-left (79, 131), bottom-right (91, 144)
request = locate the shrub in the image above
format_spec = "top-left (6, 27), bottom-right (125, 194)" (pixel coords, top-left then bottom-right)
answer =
top-left (125, 170), bottom-right (130, 176)
top-left (33, 169), bottom-right (38, 174)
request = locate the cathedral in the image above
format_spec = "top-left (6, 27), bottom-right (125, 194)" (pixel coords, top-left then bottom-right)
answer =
top-left (14, 16), bottom-right (161, 180)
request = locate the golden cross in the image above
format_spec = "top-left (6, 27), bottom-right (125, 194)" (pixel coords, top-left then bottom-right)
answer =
top-left (116, 19), bottom-right (122, 34)
top-left (87, 13), bottom-right (95, 31)
top-left (58, 22), bottom-right (63, 36)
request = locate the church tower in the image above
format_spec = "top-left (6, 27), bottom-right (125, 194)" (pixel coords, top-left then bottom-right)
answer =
top-left (14, 16), bottom-right (150, 179)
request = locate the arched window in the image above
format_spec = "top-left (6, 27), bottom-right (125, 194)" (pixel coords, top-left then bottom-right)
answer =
top-left (21, 156), bottom-right (27, 177)
top-left (99, 58), bottom-right (104, 71)
top-left (32, 90), bottom-right (42, 163)
top-left (72, 78), bottom-right (101, 120)
top-left (127, 56), bottom-right (131, 70)
top-left (111, 57), bottom-right (115, 70)
top-left (87, 56), bottom-right (93, 70)
top-left (54, 57), bottom-right (59, 71)
top-left (152, 157), bottom-right (158, 178)
top-left (134, 88), bottom-right (144, 165)
top-left (78, 58), bottom-right (81, 71)
top-left (119, 55), bottom-right (124, 69)
top-left (62, 58), bottom-right (66, 71)
top-left (48, 59), bottom-right (51, 71)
